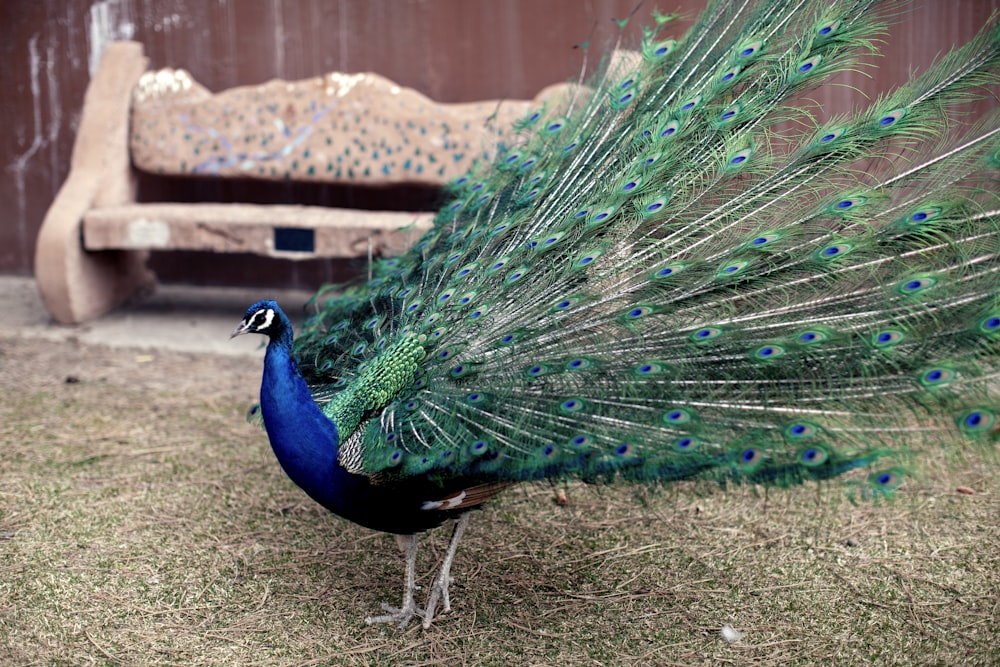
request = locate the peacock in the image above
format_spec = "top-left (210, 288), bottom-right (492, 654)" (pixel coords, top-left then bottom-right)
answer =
top-left (232, 0), bottom-right (999, 629)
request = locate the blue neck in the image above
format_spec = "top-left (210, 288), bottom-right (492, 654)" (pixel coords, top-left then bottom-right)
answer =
top-left (259, 319), bottom-right (360, 515)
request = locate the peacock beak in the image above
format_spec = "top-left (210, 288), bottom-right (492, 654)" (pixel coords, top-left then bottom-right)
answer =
top-left (230, 320), bottom-right (251, 338)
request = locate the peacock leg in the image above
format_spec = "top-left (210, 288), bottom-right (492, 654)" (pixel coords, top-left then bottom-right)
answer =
top-left (422, 512), bottom-right (471, 628)
top-left (365, 533), bottom-right (425, 629)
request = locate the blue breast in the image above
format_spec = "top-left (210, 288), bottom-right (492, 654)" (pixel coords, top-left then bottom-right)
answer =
top-left (258, 318), bottom-right (467, 535)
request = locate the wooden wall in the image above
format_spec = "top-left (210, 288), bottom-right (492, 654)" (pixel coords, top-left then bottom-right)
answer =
top-left (2, 0), bottom-right (996, 289)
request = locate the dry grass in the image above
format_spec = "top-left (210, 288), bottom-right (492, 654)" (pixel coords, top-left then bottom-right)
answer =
top-left (1, 334), bottom-right (997, 666)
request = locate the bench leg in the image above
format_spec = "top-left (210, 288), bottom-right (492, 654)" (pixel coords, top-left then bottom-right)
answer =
top-left (34, 41), bottom-right (152, 324)
top-left (35, 174), bottom-right (155, 324)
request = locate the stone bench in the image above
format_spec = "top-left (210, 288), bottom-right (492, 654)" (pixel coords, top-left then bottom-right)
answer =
top-left (34, 41), bottom-right (565, 324)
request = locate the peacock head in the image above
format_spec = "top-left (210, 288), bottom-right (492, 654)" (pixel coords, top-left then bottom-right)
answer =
top-left (232, 300), bottom-right (287, 340)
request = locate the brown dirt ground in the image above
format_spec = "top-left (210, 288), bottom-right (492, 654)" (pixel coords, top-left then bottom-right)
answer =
top-left (1, 333), bottom-right (997, 666)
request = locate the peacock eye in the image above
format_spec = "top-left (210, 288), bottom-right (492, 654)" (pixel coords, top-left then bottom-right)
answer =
top-left (252, 309), bottom-right (274, 329)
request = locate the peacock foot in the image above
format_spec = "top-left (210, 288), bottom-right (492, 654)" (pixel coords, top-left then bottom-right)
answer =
top-left (366, 532), bottom-right (426, 629)
top-left (422, 571), bottom-right (454, 628)
top-left (366, 515), bottom-right (472, 629)
top-left (420, 512), bottom-right (471, 628)
top-left (365, 600), bottom-right (426, 630)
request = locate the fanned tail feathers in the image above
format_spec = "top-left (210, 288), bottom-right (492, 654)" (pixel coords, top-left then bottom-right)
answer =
top-left (294, 0), bottom-right (999, 499)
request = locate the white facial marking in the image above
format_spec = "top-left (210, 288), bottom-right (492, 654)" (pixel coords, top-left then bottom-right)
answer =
top-left (254, 308), bottom-right (275, 331)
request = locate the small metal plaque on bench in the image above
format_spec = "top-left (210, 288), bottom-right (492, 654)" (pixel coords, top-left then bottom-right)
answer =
top-left (274, 227), bottom-right (315, 253)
